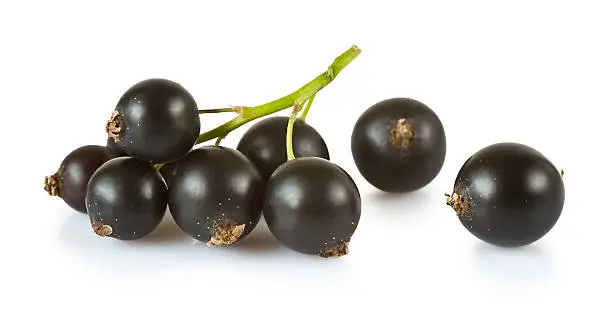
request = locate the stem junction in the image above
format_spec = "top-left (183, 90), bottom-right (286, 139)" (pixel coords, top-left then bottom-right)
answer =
top-left (195, 45), bottom-right (361, 145)
top-left (299, 93), bottom-right (316, 121)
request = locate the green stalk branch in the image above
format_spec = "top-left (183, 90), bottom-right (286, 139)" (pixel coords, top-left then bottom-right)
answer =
top-left (198, 108), bottom-right (235, 114)
top-left (299, 93), bottom-right (315, 121)
top-left (286, 106), bottom-right (300, 160)
top-left (195, 45), bottom-right (361, 145)
top-left (215, 136), bottom-right (224, 146)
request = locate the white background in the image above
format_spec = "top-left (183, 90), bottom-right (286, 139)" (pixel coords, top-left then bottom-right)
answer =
top-left (2, 0), bottom-right (611, 323)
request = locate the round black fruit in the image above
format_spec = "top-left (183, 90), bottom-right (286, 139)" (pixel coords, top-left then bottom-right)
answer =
top-left (351, 97), bottom-right (446, 192)
top-left (168, 146), bottom-right (264, 246)
top-left (446, 142), bottom-right (565, 247)
top-left (263, 157), bottom-right (361, 258)
top-left (45, 145), bottom-right (117, 213)
top-left (237, 116), bottom-right (329, 181)
top-left (86, 157), bottom-right (168, 240)
top-left (106, 78), bottom-right (200, 164)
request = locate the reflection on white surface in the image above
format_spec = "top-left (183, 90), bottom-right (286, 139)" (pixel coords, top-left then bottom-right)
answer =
top-left (471, 242), bottom-right (556, 287)
top-left (55, 210), bottom-right (353, 278)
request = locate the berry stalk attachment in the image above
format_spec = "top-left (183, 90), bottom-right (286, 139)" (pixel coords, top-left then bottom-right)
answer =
top-left (285, 105), bottom-right (301, 161)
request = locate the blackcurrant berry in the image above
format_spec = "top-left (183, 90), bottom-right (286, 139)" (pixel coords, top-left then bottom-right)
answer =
top-left (168, 146), bottom-right (264, 246)
top-left (106, 78), bottom-right (200, 164)
top-left (263, 158), bottom-right (361, 257)
top-left (446, 142), bottom-right (565, 247)
top-left (45, 145), bottom-right (117, 213)
top-left (351, 98), bottom-right (446, 192)
top-left (237, 116), bottom-right (329, 181)
top-left (106, 137), bottom-right (127, 157)
top-left (86, 157), bottom-right (168, 240)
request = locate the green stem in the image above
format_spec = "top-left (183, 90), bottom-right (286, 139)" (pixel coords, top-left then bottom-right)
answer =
top-left (195, 45), bottom-right (361, 145)
top-left (299, 93), bottom-right (315, 121)
top-left (198, 108), bottom-right (235, 114)
top-left (286, 106), bottom-right (299, 160)
top-left (215, 136), bottom-right (224, 146)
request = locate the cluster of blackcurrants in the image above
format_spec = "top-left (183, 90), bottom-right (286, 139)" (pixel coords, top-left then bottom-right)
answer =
top-left (45, 46), bottom-right (565, 258)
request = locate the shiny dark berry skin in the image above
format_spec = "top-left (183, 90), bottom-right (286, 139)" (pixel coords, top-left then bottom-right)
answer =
top-left (237, 116), bottom-right (329, 181)
top-left (263, 158), bottom-right (361, 257)
top-left (85, 157), bottom-right (168, 240)
top-left (168, 146), bottom-right (264, 245)
top-left (112, 78), bottom-right (200, 164)
top-left (45, 145), bottom-right (116, 213)
top-left (159, 150), bottom-right (193, 186)
top-left (158, 159), bottom-right (179, 186)
top-left (106, 137), bottom-right (127, 157)
top-left (351, 98), bottom-right (446, 192)
top-left (448, 142), bottom-right (565, 247)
